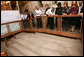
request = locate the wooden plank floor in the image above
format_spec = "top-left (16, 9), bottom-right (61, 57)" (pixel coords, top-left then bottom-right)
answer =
top-left (1, 32), bottom-right (83, 56)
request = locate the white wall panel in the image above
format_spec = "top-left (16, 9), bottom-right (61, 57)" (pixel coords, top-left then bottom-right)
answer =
top-left (1, 10), bottom-right (21, 24)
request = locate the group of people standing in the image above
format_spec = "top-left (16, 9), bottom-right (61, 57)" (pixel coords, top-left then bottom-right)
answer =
top-left (24, 1), bottom-right (83, 31)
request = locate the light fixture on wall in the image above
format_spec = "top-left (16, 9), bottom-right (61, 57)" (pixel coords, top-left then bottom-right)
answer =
top-left (1, 1), bottom-right (11, 10)
top-left (6, 1), bottom-right (10, 4)
top-left (1, 1), bottom-right (10, 4)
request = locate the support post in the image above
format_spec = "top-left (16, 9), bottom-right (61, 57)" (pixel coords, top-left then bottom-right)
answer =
top-left (4, 38), bottom-right (7, 47)
top-left (42, 16), bottom-right (46, 32)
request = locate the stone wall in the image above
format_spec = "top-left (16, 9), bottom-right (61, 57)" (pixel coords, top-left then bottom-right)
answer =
top-left (57, 1), bottom-right (72, 6)
top-left (19, 1), bottom-right (79, 15)
top-left (42, 1), bottom-right (56, 6)
top-left (25, 1), bottom-right (41, 15)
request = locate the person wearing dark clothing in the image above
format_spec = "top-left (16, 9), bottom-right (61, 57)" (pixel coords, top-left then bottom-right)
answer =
top-left (63, 6), bottom-right (71, 15)
top-left (27, 13), bottom-right (34, 19)
top-left (55, 2), bottom-right (63, 28)
top-left (55, 7), bottom-right (63, 15)
top-left (62, 1), bottom-right (71, 31)
top-left (27, 9), bottom-right (35, 28)
top-left (25, 7), bottom-right (29, 14)
top-left (22, 12), bottom-right (30, 29)
top-left (70, 1), bottom-right (79, 32)
top-left (55, 2), bottom-right (63, 15)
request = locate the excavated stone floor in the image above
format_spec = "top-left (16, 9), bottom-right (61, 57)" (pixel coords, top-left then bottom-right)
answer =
top-left (1, 32), bottom-right (83, 56)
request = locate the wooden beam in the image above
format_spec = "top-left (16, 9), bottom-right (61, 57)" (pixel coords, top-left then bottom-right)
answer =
top-left (1, 15), bottom-right (83, 39)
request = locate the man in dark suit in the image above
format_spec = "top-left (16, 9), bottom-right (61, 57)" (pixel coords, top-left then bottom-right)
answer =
top-left (27, 11), bottom-right (34, 19)
top-left (55, 2), bottom-right (63, 29)
top-left (55, 2), bottom-right (63, 15)
top-left (27, 9), bottom-right (35, 28)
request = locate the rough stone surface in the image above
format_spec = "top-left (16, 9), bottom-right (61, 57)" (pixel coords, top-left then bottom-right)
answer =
top-left (1, 32), bottom-right (83, 56)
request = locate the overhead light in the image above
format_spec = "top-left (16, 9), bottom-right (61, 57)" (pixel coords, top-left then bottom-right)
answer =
top-left (1, 1), bottom-right (10, 4)
top-left (6, 1), bottom-right (10, 4)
